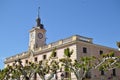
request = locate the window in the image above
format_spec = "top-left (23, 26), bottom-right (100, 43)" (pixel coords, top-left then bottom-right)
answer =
top-left (43, 55), bottom-right (46, 60)
top-left (83, 47), bottom-right (87, 53)
top-left (101, 70), bottom-right (104, 75)
top-left (53, 52), bottom-right (57, 57)
top-left (64, 72), bottom-right (70, 78)
top-left (25, 60), bottom-right (28, 64)
top-left (12, 63), bottom-right (15, 66)
top-left (34, 57), bottom-right (38, 62)
top-left (113, 69), bottom-right (116, 76)
top-left (20, 61), bottom-right (23, 63)
top-left (61, 73), bottom-right (64, 79)
top-left (55, 73), bottom-right (58, 79)
top-left (85, 71), bottom-right (91, 78)
top-left (99, 50), bottom-right (103, 55)
top-left (34, 73), bottom-right (37, 80)
top-left (7, 64), bottom-right (10, 67)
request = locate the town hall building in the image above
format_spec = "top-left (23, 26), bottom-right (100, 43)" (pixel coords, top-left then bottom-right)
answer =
top-left (4, 13), bottom-right (120, 80)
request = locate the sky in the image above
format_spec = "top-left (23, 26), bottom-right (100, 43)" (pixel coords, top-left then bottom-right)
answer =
top-left (0, 0), bottom-right (120, 69)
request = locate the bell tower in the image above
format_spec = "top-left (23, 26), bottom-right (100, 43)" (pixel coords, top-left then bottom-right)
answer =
top-left (29, 7), bottom-right (46, 51)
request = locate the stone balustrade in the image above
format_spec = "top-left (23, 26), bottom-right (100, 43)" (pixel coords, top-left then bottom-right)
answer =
top-left (5, 51), bottom-right (28, 63)
top-left (5, 35), bottom-right (92, 63)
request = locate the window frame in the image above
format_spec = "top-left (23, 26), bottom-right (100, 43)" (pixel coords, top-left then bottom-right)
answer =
top-left (99, 50), bottom-right (103, 55)
top-left (43, 55), bottom-right (47, 60)
top-left (83, 47), bottom-right (87, 53)
top-left (34, 57), bottom-right (38, 62)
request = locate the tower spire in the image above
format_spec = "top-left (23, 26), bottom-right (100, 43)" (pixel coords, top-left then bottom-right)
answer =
top-left (38, 7), bottom-right (40, 18)
top-left (36, 7), bottom-right (41, 27)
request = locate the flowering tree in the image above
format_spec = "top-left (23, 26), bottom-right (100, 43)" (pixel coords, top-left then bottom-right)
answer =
top-left (95, 52), bottom-right (120, 71)
top-left (60, 48), bottom-right (120, 80)
top-left (60, 48), bottom-right (96, 80)
top-left (0, 65), bottom-right (13, 80)
top-left (47, 48), bottom-right (59, 80)
top-left (0, 48), bottom-right (120, 80)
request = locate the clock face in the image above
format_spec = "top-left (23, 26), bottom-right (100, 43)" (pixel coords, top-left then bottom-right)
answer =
top-left (38, 33), bottom-right (43, 39)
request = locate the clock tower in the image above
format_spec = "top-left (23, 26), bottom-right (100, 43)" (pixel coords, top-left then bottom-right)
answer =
top-left (29, 9), bottom-right (46, 51)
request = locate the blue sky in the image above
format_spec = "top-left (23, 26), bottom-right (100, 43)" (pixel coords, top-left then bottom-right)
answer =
top-left (0, 0), bottom-right (120, 69)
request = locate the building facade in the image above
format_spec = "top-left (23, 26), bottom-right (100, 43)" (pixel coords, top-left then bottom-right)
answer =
top-left (4, 15), bottom-right (120, 80)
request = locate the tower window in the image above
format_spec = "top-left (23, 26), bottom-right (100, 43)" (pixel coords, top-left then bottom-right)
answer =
top-left (43, 55), bottom-right (46, 60)
top-left (34, 57), bottom-right (38, 62)
top-left (99, 50), bottom-right (103, 55)
top-left (83, 47), bottom-right (87, 53)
